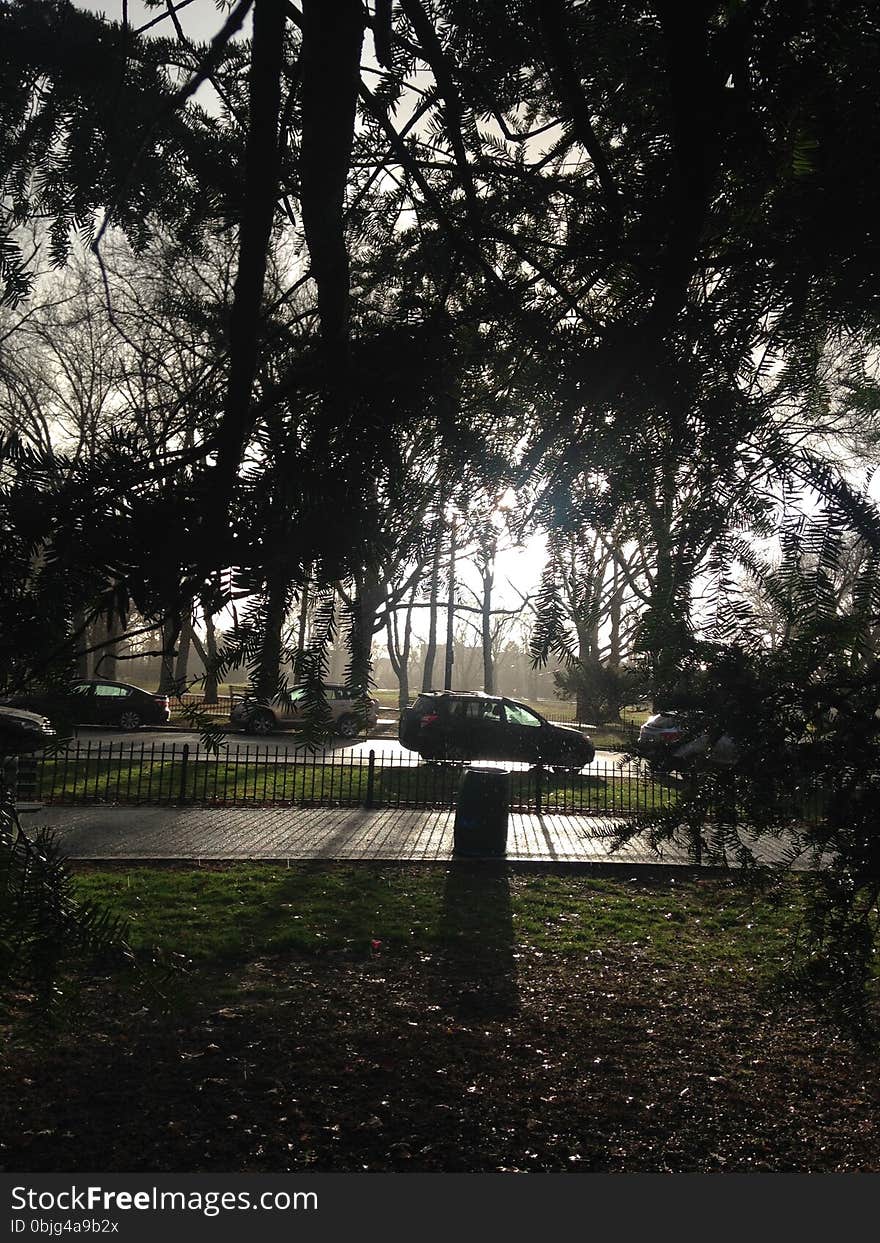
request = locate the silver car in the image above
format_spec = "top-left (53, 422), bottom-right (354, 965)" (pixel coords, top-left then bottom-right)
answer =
top-left (230, 685), bottom-right (380, 738)
top-left (0, 704), bottom-right (56, 754)
top-left (638, 712), bottom-right (740, 770)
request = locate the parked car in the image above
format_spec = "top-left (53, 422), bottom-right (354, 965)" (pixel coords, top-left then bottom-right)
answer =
top-left (637, 711), bottom-right (740, 770)
top-left (0, 704), bottom-right (56, 754)
top-left (230, 685), bottom-right (381, 738)
top-left (5, 680), bottom-right (171, 731)
top-left (399, 691), bottom-right (596, 771)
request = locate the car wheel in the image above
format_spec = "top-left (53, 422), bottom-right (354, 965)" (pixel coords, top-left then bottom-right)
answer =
top-left (443, 743), bottom-right (468, 762)
top-left (118, 710), bottom-right (142, 731)
top-left (335, 714), bottom-right (361, 739)
top-left (249, 710), bottom-right (276, 736)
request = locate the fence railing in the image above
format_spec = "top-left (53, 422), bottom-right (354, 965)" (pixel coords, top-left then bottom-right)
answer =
top-left (173, 693), bottom-right (234, 720)
top-left (19, 741), bottom-right (680, 817)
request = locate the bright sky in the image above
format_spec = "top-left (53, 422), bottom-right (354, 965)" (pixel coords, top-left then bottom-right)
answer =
top-left (75, 0), bottom-right (238, 41)
top-left (67, 1), bottom-right (880, 648)
top-left (68, 0), bottom-right (552, 628)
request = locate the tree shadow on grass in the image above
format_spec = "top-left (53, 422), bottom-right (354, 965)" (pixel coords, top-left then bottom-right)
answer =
top-left (434, 861), bottom-right (519, 1020)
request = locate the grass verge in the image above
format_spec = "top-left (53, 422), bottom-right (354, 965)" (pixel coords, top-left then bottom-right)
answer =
top-left (31, 756), bottom-right (677, 814)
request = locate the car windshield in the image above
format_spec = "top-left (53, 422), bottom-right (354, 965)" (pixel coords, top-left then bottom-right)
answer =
top-left (505, 702), bottom-right (542, 727)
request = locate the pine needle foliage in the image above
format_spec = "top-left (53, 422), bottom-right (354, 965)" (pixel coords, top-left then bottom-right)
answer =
top-left (0, 779), bottom-right (133, 1016)
top-left (614, 510), bottom-right (880, 1040)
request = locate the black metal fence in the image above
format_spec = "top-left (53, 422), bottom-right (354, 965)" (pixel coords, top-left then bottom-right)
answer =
top-left (174, 693), bottom-right (235, 720)
top-left (17, 740), bottom-right (677, 817)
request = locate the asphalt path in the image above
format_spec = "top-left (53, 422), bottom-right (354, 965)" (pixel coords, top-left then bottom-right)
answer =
top-left (58, 725), bottom-right (628, 773)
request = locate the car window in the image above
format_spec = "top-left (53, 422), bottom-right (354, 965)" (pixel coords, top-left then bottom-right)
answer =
top-left (70, 683), bottom-right (94, 696)
top-left (451, 699), bottom-right (501, 721)
top-left (93, 684), bottom-right (130, 698)
top-left (505, 701), bottom-right (542, 727)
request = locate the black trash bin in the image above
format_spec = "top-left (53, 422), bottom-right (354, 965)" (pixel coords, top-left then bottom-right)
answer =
top-left (453, 767), bottom-right (510, 857)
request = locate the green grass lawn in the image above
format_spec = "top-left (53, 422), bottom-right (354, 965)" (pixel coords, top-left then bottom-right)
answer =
top-left (5, 863), bottom-right (879, 1173)
top-left (32, 752), bottom-right (677, 814)
top-left (69, 863), bottom-right (791, 970)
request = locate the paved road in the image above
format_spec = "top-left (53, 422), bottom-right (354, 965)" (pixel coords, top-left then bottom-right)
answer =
top-left (57, 727), bottom-right (629, 772)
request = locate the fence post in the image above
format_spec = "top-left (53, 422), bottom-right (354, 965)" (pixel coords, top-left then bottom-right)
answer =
top-left (365, 749), bottom-right (376, 809)
top-left (16, 754), bottom-right (38, 803)
top-left (691, 771), bottom-right (703, 865)
top-left (3, 755), bottom-right (19, 802)
top-left (179, 743), bottom-right (190, 805)
top-left (535, 762), bottom-right (543, 816)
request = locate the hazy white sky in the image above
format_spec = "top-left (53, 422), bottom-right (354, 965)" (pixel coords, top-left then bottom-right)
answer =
top-left (66, 0), bottom-right (549, 633)
top-left (74, 0), bottom-right (241, 42)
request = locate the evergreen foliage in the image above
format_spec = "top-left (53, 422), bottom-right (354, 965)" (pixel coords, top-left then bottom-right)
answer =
top-left (0, 778), bottom-right (132, 1014)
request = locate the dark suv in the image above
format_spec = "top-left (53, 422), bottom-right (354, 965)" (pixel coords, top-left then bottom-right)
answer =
top-left (400, 691), bottom-right (595, 771)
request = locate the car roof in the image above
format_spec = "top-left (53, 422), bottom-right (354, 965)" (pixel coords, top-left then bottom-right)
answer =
top-left (242, 684), bottom-right (366, 697)
top-left (78, 679), bottom-right (146, 691)
top-left (0, 704), bottom-right (47, 723)
top-left (291, 684), bottom-right (363, 692)
top-left (417, 690), bottom-right (497, 700)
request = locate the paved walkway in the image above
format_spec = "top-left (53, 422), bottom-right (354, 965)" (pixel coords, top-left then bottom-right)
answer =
top-left (18, 803), bottom-right (818, 870)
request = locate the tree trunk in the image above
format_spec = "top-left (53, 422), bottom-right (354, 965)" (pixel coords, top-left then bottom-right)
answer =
top-left (650, 532), bottom-right (684, 708)
top-left (387, 587), bottom-right (417, 712)
top-left (255, 569), bottom-right (288, 701)
top-left (189, 608), bottom-right (220, 705)
top-left (399, 596), bottom-right (414, 710)
top-left (609, 560), bottom-right (622, 669)
top-left (94, 612), bottom-right (119, 681)
top-left (73, 609), bottom-right (90, 679)
top-left (444, 517), bottom-right (457, 690)
top-left (295, 571), bottom-right (311, 670)
top-left (175, 608), bottom-right (193, 687)
top-left (481, 563), bottom-right (494, 694)
top-left (203, 610), bottom-right (219, 704)
top-left (158, 614), bottom-right (181, 695)
top-left (456, 637), bottom-right (479, 688)
top-left (421, 515), bottom-right (442, 691)
top-left (348, 567), bottom-right (383, 692)
top-left (206, 0), bottom-right (286, 552)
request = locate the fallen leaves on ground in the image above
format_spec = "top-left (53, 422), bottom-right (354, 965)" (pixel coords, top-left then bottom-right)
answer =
top-left (1, 943), bottom-right (878, 1172)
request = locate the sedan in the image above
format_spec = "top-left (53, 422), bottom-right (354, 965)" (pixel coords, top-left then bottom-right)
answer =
top-left (7, 680), bottom-right (171, 731)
